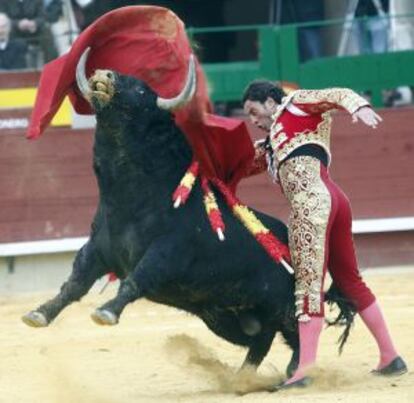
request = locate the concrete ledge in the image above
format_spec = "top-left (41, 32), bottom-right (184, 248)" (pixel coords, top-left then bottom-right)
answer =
top-left (0, 219), bottom-right (413, 293)
top-left (0, 237), bottom-right (88, 257)
top-left (0, 217), bottom-right (413, 258)
top-left (352, 217), bottom-right (414, 234)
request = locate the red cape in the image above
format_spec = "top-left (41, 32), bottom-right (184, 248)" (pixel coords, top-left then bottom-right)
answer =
top-left (27, 6), bottom-right (254, 190)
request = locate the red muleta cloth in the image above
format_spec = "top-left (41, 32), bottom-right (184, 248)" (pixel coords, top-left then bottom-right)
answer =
top-left (27, 5), bottom-right (254, 191)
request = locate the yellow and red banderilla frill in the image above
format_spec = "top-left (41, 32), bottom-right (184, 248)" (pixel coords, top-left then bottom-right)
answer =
top-left (172, 160), bottom-right (293, 274)
top-left (172, 160), bottom-right (200, 208)
top-left (104, 159), bottom-right (293, 288)
top-left (201, 176), bottom-right (225, 241)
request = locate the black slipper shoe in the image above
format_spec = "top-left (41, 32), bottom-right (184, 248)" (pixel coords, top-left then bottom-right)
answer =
top-left (268, 376), bottom-right (312, 392)
top-left (371, 356), bottom-right (408, 376)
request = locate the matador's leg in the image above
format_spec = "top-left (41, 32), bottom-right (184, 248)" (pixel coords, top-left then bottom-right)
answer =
top-left (279, 156), bottom-right (332, 321)
top-left (278, 156), bottom-right (334, 385)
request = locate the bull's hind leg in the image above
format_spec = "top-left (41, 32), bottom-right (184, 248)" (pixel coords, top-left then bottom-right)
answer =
top-left (242, 328), bottom-right (277, 369)
top-left (22, 242), bottom-right (106, 327)
top-left (280, 328), bottom-right (300, 377)
top-left (201, 308), bottom-right (276, 370)
top-left (91, 233), bottom-right (192, 325)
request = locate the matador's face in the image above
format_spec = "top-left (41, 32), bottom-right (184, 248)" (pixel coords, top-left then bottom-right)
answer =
top-left (243, 97), bottom-right (277, 132)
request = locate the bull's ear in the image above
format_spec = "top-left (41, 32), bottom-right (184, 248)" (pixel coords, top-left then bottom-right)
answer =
top-left (156, 54), bottom-right (196, 111)
top-left (76, 47), bottom-right (92, 100)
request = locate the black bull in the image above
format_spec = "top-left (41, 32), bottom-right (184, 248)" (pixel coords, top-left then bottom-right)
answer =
top-left (22, 62), bottom-right (355, 375)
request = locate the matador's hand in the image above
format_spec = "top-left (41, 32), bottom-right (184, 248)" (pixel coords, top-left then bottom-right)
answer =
top-left (352, 106), bottom-right (383, 129)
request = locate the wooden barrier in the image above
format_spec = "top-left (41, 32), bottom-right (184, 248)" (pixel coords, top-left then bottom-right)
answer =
top-left (0, 107), bottom-right (413, 267)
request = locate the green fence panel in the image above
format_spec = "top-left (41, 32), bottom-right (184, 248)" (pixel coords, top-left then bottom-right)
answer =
top-left (258, 26), bottom-right (281, 80)
top-left (192, 18), bottom-right (414, 106)
top-left (298, 51), bottom-right (414, 106)
top-left (277, 25), bottom-right (300, 83)
top-left (204, 61), bottom-right (260, 102)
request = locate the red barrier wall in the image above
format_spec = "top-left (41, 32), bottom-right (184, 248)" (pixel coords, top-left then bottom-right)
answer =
top-left (0, 107), bottom-right (413, 267)
top-left (0, 128), bottom-right (96, 242)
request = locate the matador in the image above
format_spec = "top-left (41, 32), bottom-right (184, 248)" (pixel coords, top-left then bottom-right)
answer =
top-left (243, 81), bottom-right (407, 388)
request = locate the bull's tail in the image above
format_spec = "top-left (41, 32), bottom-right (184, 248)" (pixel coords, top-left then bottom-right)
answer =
top-left (324, 283), bottom-right (358, 354)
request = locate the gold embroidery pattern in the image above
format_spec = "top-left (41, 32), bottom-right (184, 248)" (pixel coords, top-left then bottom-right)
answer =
top-left (279, 156), bottom-right (332, 319)
top-left (292, 88), bottom-right (369, 114)
top-left (272, 122), bottom-right (284, 134)
top-left (274, 112), bottom-right (332, 165)
top-left (270, 131), bottom-right (288, 150)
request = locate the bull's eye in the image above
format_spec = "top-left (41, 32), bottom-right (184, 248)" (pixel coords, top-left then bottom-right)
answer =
top-left (106, 72), bottom-right (113, 79)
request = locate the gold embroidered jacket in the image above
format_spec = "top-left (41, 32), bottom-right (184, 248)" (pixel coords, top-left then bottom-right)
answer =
top-left (248, 88), bottom-right (370, 177)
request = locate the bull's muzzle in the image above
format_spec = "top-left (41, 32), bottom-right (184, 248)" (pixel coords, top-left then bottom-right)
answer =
top-left (76, 48), bottom-right (116, 107)
top-left (88, 70), bottom-right (116, 106)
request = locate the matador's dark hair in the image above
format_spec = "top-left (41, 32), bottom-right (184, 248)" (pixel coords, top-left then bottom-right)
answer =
top-left (242, 80), bottom-right (286, 105)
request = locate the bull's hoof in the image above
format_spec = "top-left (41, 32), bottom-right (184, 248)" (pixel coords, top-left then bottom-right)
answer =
top-left (91, 309), bottom-right (119, 326)
top-left (21, 311), bottom-right (49, 328)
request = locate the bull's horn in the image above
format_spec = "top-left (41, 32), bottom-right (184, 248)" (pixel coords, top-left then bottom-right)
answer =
top-left (157, 54), bottom-right (197, 111)
top-left (76, 47), bottom-right (92, 99)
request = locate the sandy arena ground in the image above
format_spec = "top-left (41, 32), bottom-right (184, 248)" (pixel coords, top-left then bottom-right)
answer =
top-left (0, 268), bottom-right (413, 403)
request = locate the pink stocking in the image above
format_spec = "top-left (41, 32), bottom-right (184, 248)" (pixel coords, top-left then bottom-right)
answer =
top-left (285, 316), bottom-right (324, 384)
top-left (359, 301), bottom-right (398, 369)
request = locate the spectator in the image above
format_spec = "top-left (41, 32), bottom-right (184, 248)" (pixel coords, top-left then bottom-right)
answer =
top-left (280, 0), bottom-right (325, 62)
top-left (355, 0), bottom-right (390, 54)
top-left (389, 0), bottom-right (414, 50)
top-left (44, 0), bottom-right (63, 25)
top-left (0, 12), bottom-right (27, 70)
top-left (0, 0), bottom-right (45, 40)
top-left (44, 0), bottom-right (77, 55)
top-left (382, 0), bottom-right (413, 106)
top-left (0, 0), bottom-right (57, 65)
top-left (70, 0), bottom-right (113, 30)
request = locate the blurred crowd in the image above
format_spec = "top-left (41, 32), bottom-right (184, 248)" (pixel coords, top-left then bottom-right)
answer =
top-left (0, 0), bottom-right (59, 70)
top-left (0, 1), bottom-right (413, 105)
top-left (0, 0), bottom-right (113, 70)
top-left (0, 0), bottom-right (228, 69)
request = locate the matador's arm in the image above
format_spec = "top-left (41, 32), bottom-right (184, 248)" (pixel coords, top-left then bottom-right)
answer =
top-left (291, 88), bottom-right (382, 128)
top-left (291, 88), bottom-right (370, 115)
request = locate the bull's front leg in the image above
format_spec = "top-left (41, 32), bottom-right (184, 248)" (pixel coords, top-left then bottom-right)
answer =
top-left (22, 242), bottom-right (106, 327)
top-left (91, 233), bottom-right (192, 326)
top-left (90, 277), bottom-right (139, 325)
